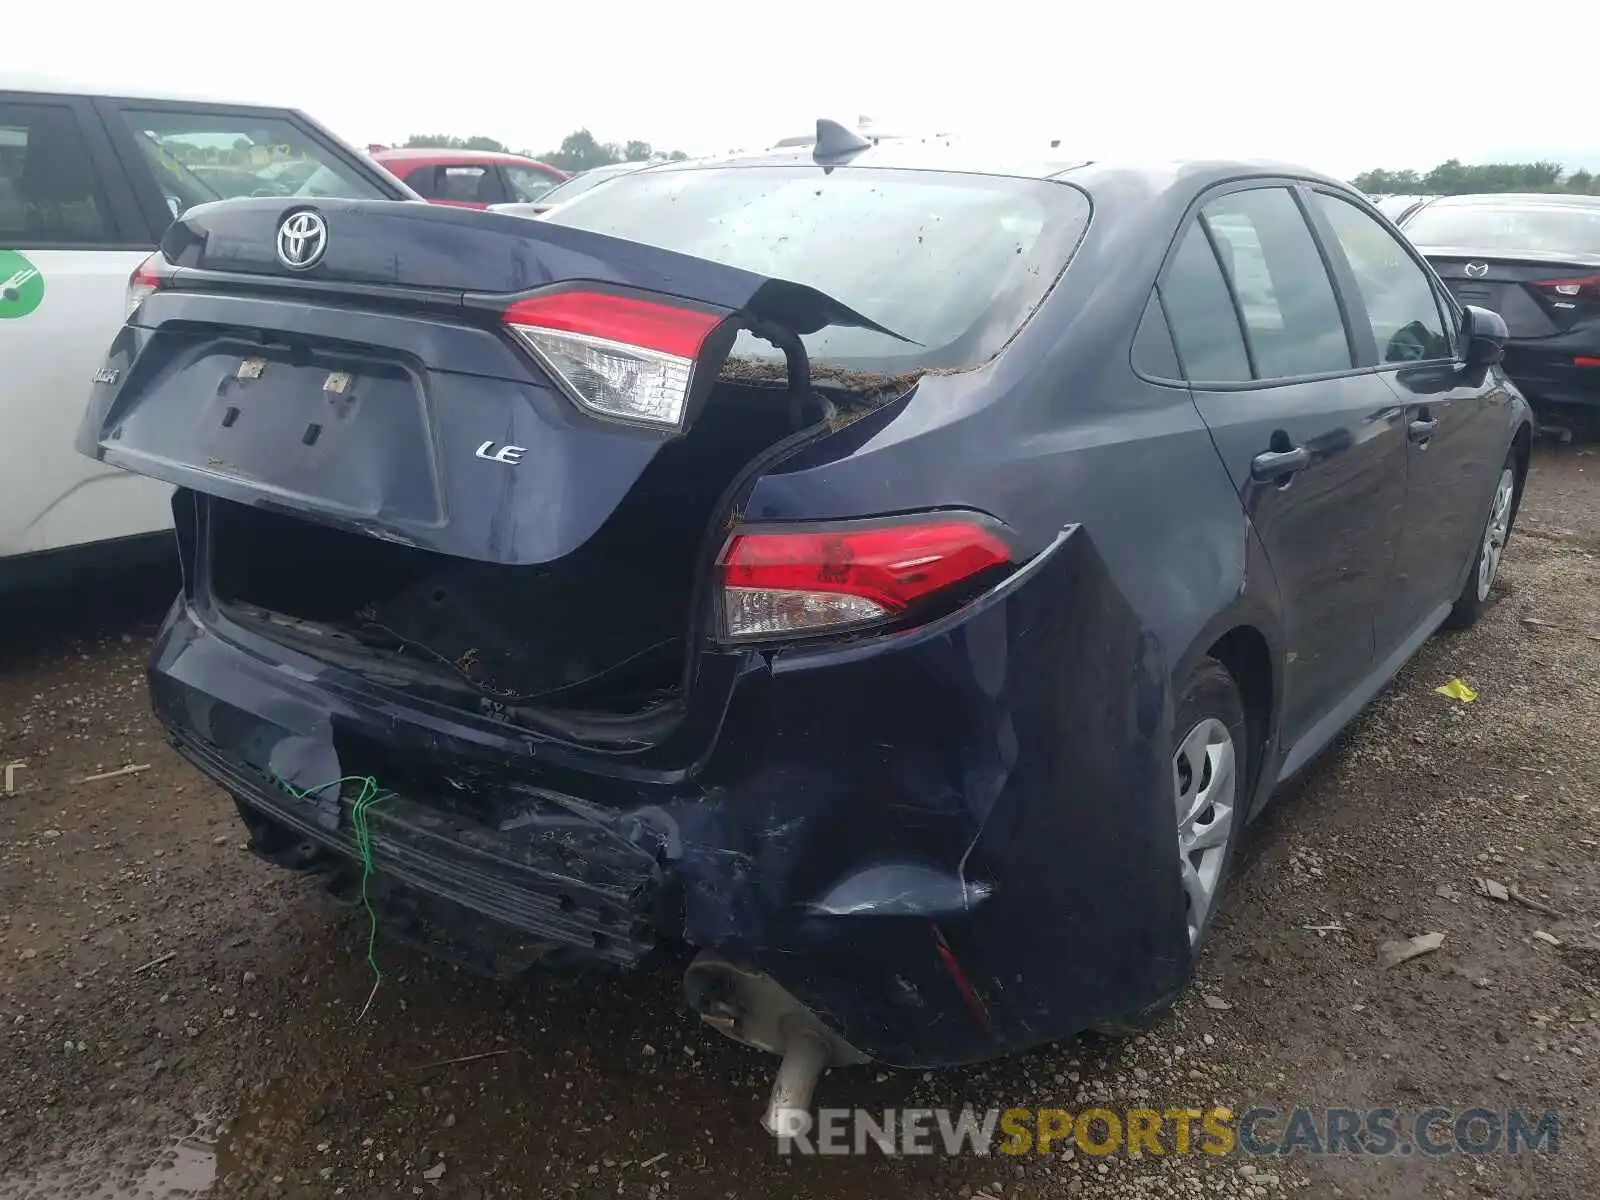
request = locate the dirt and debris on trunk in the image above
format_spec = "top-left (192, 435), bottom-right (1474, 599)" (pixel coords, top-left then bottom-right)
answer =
top-left (717, 355), bottom-right (934, 412)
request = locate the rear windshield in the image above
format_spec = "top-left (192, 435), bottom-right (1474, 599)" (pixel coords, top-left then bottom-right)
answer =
top-left (539, 163), bottom-right (643, 207)
top-left (1403, 202), bottom-right (1600, 255)
top-left (540, 165), bottom-right (1091, 370)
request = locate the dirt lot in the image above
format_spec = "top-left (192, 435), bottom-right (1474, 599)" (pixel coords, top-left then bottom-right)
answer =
top-left (1, 444), bottom-right (1596, 1200)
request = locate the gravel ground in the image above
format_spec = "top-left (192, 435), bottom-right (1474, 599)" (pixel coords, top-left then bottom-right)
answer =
top-left (1, 443), bottom-right (1596, 1200)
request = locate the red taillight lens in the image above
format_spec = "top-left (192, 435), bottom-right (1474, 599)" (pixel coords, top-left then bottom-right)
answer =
top-left (1533, 274), bottom-right (1600, 304)
top-left (502, 290), bottom-right (726, 428)
top-left (717, 516), bottom-right (1014, 641)
top-left (126, 252), bottom-right (167, 317)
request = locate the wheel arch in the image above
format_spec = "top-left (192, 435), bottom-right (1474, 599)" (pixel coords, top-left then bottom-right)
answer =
top-left (1173, 605), bottom-right (1285, 824)
top-left (1510, 419), bottom-right (1533, 510)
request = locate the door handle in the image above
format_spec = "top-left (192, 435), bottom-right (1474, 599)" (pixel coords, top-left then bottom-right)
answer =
top-left (1250, 445), bottom-right (1311, 482)
top-left (1409, 416), bottom-right (1439, 442)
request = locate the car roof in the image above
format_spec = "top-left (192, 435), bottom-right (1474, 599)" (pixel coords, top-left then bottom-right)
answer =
top-left (1418, 192), bottom-right (1600, 209)
top-left (371, 148), bottom-right (557, 168)
top-left (634, 137), bottom-right (1353, 195)
top-left (0, 71), bottom-right (295, 109)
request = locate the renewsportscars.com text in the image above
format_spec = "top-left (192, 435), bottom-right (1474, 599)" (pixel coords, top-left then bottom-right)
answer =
top-left (772, 1105), bottom-right (1562, 1158)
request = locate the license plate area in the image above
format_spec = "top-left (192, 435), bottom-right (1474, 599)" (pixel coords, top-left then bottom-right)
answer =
top-left (114, 336), bottom-right (441, 524)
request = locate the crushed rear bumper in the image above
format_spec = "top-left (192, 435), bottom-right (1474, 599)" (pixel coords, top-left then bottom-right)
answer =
top-left (170, 730), bottom-right (665, 974)
top-left (147, 519), bottom-right (1191, 1068)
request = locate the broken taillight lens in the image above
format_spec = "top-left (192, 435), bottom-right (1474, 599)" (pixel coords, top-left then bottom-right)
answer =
top-left (126, 251), bottom-right (167, 318)
top-left (502, 291), bottom-right (725, 429)
top-left (717, 515), bottom-right (1014, 641)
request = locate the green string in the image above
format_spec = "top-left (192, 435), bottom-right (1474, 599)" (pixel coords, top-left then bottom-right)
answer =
top-left (271, 772), bottom-right (394, 1021)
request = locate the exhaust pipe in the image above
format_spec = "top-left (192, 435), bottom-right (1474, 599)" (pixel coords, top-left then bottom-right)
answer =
top-left (763, 1027), bottom-right (829, 1136)
top-left (684, 951), bottom-right (869, 1135)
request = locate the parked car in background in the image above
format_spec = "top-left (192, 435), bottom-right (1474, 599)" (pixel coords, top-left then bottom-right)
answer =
top-left (0, 74), bottom-right (414, 591)
top-left (369, 148), bottom-right (566, 209)
top-left (1401, 192), bottom-right (1600, 431)
top-left (488, 160), bottom-right (654, 218)
top-left (77, 137), bottom-right (1531, 1130)
top-left (1369, 193), bottom-right (1433, 224)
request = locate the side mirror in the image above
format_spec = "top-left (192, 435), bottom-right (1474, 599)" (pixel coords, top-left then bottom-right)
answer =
top-left (1461, 304), bottom-right (1507, 368)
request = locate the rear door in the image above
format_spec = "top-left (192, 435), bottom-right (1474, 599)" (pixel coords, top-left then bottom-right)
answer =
top-left (1308, 190), bottom-right (1509, 643)
top-left (1158, 183), bottom-right (1409, 752)
top-left (0, 91), bottom-right (166, 562)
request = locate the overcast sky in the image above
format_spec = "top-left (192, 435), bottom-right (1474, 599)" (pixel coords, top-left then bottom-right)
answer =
top-left (15, 1), bottom-right (1599, 177)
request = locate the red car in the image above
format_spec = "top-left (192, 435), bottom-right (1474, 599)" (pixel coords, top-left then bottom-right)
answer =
top-left (368, 148), bottom-right (567, 209)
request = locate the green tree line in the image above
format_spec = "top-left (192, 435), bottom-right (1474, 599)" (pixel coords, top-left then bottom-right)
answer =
top-left (1353, 159), bottom-right (1600, 196)
top-left (399, 129), bottom-right (688, 172)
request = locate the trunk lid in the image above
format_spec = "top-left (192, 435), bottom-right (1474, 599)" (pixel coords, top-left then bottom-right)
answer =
top-left (1422, 247), bottom-right (1600, 339)
top-left (78, 198), bottom-right (904, 567)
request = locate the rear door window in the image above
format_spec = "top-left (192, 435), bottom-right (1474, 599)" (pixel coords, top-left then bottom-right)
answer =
top-left (1312, 192), bottom-right (1453, 364)
top-left (1159, 222), bottom-right (1253, 383)
top-left (411, 164), bottom-right (504, 204)
top-left (503, 164), bottom-right (562, 202)
top-left (1200, 187), bottom-right (1354, 379)
top-left (107, 106), bottom-right (386, 218)
top-left (0, 100), bottom-right (115, 246)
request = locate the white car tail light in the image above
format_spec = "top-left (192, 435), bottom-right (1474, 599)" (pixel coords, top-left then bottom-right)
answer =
top-left (502, 291), bottom-right (725, 429)
top-left (126, 252), bottom-right (167, 318)
top-left (717, 516), bottom-right (1014, 641)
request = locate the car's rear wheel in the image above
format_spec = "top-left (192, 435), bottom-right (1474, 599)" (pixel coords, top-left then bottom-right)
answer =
top-left (1091, 657), bottom-right (1248, 1035)
top-left (1171, 660), bottom-right (1248, 950)
top-left (1445, 453), bottom-right (1518, 630)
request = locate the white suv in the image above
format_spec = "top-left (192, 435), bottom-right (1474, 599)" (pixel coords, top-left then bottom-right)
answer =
top-left (0, 76), bottom-right (414, 591)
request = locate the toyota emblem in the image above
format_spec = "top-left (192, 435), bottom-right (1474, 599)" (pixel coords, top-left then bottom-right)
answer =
top-left (1464, 261), bottom-right (1489, 279)
top-left (276, 210), bottom-right (328, 271)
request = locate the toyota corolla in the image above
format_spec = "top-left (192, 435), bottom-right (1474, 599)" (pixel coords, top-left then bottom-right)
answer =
top-left (77, 124), bottom-right (1531, 1129)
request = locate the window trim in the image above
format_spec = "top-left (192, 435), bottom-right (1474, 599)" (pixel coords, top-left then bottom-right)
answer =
top-left (1131, 289), bottom-right (1183, 382)
top-left (1152, 176), bottom-right (1380, 391)
top-left (1197, 211), bottom-right (1261, 380)
top-left (0, 92), bottom-right (147, 250)
top-left (1304, 184), bottom-right (1461, 372)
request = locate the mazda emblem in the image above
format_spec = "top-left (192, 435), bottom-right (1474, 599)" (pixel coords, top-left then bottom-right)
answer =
top-left (276, 210), bottom-right (328, 271)
top-left (1464, 261), bottom-right (1489, 279)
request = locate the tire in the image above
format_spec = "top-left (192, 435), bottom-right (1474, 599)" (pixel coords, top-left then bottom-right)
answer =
top-left (1092, 657), bottom-right (1249, 1035)
top-left (1444, 451), bottom-right (1519, 631)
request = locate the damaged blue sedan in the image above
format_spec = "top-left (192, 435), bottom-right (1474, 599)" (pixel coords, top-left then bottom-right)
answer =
top-left (78, 122), bottom-right (1532, 1128)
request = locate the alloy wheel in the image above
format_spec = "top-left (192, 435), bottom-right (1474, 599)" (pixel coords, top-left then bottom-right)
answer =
top-left (1173, 717), bottom-right (1238, 945)
top-left (1476, 466), bottom-right (1515, 602)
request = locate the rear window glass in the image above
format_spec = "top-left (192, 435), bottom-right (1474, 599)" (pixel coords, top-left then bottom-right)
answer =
top-left (541, 165), bottom-right (1091, 369)
top-left (114, 108), bottom-right (386, 218)
top-left (1403, 202), bottom-right (1600, 255)
top-left (536, 163), bottom-right (642, 208)
top-left (0, 102), bottom-right (112, 246)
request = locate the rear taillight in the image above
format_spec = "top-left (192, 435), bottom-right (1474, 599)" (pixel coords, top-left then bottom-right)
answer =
top-left (1532, 274), bottom-right (1600, 304)
top-left (126, 252), bottom-right (166, 317)
top-left (717, 515), bottom-right (1014, 641)
top-left (502, 290), bottom-right (725, 429)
